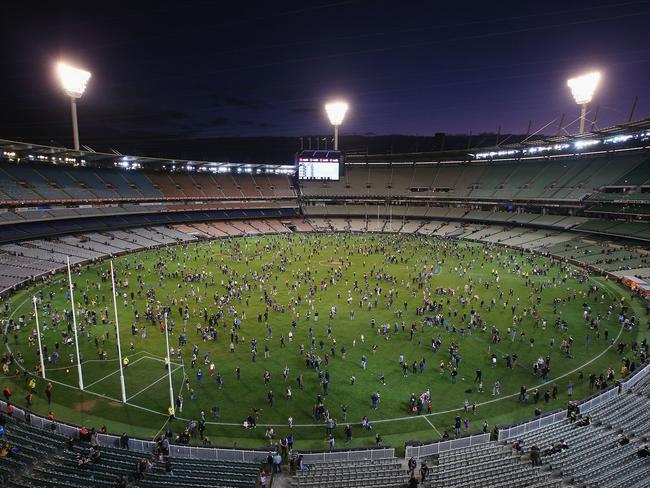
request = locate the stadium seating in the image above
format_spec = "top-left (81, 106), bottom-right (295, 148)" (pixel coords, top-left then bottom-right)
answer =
top-left (0, 414), bottom-right (259, 488)
top-left (425, 443), bottom-right (563, 488)
top-left (390, 370), bottom-right (648, 488)
top-left (301, 152), bottom-right (650, 203)
top-left (294, 458), bottom-right (407, 488)
top-left (503, 387), bottom-right (650, 488)
top-left (0, 164), bottom-right (295, 205)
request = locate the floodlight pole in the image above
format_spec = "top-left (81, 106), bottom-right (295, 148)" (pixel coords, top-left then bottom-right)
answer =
top-left (57, 62), bottom-right (90, 150)
top-left (579, 103), bottom-right (587, 135)
top-left (70, 97), bottom-right (80, 151)
top-left (325, 101), bottom-right (347, 150)
top-left (567, 72), bottom-right (600, 136)
top-left (67, 257), bottom-right (84, 390)
top-left (33, 296), bottom-right (46, 379)
top-left (164, 312), bottom-right (175, 415)
top-left (110, 261), bottom-right (127, 403)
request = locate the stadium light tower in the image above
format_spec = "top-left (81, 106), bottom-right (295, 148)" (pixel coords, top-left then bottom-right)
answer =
top-left (325, 101), bottom-right (349, 150)
top-left (57, 62), bottom-right (91, 151)
top-left (567, 71), bottom-right (600, 135)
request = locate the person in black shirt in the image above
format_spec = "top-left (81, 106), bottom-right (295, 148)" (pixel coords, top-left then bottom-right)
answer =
top-left (119, 432), bottom-right (129, 449)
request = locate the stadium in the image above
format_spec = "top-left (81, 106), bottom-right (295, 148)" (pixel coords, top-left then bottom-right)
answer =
top-left (2, 3), bottom-right (650, 488)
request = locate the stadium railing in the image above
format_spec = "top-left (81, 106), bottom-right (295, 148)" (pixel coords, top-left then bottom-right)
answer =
top-left (291, 447), bottom-right (395, 463)
top-left (0, 399), bottom-right (395, 463)
top-left (404, 433), bottom-right (490, 459)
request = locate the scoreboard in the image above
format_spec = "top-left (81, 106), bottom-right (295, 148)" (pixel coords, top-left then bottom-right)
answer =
top-left (297, 150), bottom-right (342, 181)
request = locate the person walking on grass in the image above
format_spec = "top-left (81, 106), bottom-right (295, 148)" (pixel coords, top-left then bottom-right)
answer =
top-left (345, 424), bottom-right (352, 443)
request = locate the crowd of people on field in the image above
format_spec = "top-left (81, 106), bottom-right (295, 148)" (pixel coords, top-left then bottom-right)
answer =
top-left (0, 232), bottom-right (648, 456)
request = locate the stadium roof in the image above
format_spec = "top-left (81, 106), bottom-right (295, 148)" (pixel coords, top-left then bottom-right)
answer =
top-left (346, 118), bottom-right (650, 165)
top-left (513, 118), bottom-right (650, 147)
top-left (2, 119), bottom-right (649, 171)
top-left (0, 138), bottom-right (295, 174)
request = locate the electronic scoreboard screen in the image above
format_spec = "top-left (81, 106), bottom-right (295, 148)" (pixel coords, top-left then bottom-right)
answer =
top-left (297, 150), bottom-right (342, 181)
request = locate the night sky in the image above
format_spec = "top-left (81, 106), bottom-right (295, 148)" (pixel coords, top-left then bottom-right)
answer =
top-left (2, 0), bottom-right (650, 153)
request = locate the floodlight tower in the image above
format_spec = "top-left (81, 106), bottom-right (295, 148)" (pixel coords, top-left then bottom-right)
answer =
top-left (57, 62), bottom-right (91, 150)
top-left (325, 101), bottom-right (349, 150)
top-left (567, 71), bottom-right (600, 135)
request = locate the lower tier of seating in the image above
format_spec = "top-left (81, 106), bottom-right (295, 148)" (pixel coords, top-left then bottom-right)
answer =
top-left (0, 414), bottom-right (259, 488)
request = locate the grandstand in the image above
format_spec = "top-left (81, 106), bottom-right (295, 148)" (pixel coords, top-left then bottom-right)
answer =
top-left (1, 121), bottom-right (650, 487)
top-left (0, 408), bottom-right (261, 488)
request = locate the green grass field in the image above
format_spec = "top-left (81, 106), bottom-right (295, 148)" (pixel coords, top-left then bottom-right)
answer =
top-left (1, 233), bottom-right (647, 453)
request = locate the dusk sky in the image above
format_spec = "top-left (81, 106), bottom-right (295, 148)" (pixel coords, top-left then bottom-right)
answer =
top-left (2, 0), bottom-right (650, 150)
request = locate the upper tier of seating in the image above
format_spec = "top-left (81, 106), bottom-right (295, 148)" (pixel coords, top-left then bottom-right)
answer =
top-left (0, 164), bottom-right (296, 204)
top-left (301, 151), bottom-right (650, 201)
top-left (2, 149), bottom-right (648, 206)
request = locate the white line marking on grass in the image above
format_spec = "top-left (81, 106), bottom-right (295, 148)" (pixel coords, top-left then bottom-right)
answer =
top-left (32, 374), bottom-right (172, 419)
top-left (2, 293), bottom-right (186, 421)
top-left (141, 353), bottom-right (183, 368)
top-left (84, 356), bottom-right (148, 390)
top-left (153, 418), bottom-right (170, 441)
top-left (126, 365), bottom-right (183, 402)
top-left (422, 415), bottom-right (441, 436)
top-left (45, 350), bottom-right (149, 372)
